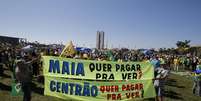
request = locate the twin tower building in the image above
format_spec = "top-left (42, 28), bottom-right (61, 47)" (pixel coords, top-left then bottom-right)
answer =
top-left (96, 31), bottom-right (105, 49)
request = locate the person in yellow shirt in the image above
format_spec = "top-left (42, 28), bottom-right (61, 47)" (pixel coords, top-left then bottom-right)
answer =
top-left (143, 56), bottom-right (150, 63)
top-left (174, 57), bottom-right (179, 72)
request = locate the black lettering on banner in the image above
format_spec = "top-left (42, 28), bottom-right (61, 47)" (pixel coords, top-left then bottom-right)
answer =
top-left (136, 64), bottom-right (141, 71)
top-left (122, 73), bottom-right (138, 80)
top-left (122, 73), bottom-right (127, 80)
top-left (126, 64), bottom-right (130, 71)
top-left (96, 73), bottom-right (115, 80)
top-left (96, 73), bottom-right (101, 79)
top-left (127, 73), bottom-right (131, 79)
top-left (103, 64), bottom-right (107, 72)
top-left (116, 64), bottom-right (120, 72)
top-left (131, 64), bottom-right (135, 71)
top-left (121, 64), bottom-right (125, 72)
top-left (109, 74), bottom-right (115, 80)
top-left (107, 64), bottom-right (112, 72)
top-left (89, 63), bottom-right (95, 72)
top-left (102, 73), bottom-right (107, 80)
top-left (96, 63), bottom-right (101, 71)
top-left (133, 73), bottom-right (137, 79)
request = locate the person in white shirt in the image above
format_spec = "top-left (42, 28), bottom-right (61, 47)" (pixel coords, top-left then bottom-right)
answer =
top-left (154, 64), bottom-right (169, 101)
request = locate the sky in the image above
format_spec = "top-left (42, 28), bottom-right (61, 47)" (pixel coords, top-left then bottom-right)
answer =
top-left (0, 0), bottom-right (201, 49)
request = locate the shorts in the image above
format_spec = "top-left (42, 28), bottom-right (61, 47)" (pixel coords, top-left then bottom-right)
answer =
top-left (155, 86), bottom-right (164, 96)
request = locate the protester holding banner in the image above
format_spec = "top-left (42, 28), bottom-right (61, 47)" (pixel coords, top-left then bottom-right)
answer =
top-left (150, 56), bottom-right (161, 86)
top-left (154, 63), bottom-right (169, 101)
top-left (15, 53), bottom-right (38, 101)
top-left (15, 59), bottom-right (32, 101)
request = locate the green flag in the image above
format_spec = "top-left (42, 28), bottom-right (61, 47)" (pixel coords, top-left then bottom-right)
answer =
top-left (11, 76), bottom-right (23, 96)
top-left (11, 61), bottom-right (23, 96)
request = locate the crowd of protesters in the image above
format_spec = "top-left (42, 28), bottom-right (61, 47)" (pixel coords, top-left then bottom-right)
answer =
top-left (0, 42), bottom-right (41, 101)
top-left (0, 41), bottom-right (201, 101)
top-left (46, 46), bottom-right (201, 73)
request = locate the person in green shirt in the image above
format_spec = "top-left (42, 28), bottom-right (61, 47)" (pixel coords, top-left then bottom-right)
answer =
top-left (186, 57), bottom-right (191, 71)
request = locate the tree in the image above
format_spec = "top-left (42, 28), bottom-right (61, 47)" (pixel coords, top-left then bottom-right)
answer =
top-left (176, 40), bottom-right (191, 55)
top-left (176, 40), bottom-right (191, 48)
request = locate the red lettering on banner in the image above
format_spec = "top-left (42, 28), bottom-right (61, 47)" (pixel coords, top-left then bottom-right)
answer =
top-left (100, 86), bottom-right (105, 93)
top-left (122, 84), bottom-right (126, 91)
top-left (135, 92), bottom-right (140, 98)
top-left (100, 85), bottom-right (119, 93)
top-left (134, 84), bottom-right (139, 90)
top-left (126, 91), bottom-right (140, 98)
top-left (139, 83), bottom-right (143, 90)
top-left (107, 94), bottom-right (121, 100)
top-left (122, 83), bottom-right (144, 91)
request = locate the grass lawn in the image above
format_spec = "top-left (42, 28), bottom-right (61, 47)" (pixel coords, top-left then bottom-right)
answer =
top-left (1, 69), bottom-right (201, 101)
top-left (162, 73), bottom-right (201, 101)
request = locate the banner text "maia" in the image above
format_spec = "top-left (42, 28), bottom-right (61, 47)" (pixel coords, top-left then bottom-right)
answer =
top-left (48, 60), bottom-right (85, 76)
